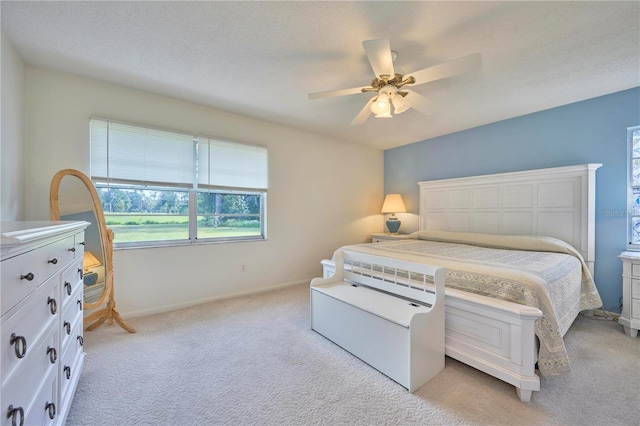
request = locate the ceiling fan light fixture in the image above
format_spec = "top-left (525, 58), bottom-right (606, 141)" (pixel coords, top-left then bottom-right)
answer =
top-left (392, 93), bottom-right (410, 114)
top-left (374, 109), bottom-right (392, 118)
top-left (370, 93), bottom-right (390, 115)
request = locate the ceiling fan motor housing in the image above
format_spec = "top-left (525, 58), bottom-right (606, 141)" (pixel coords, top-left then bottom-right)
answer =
top-left (371, 74), bottom-right (404, 89)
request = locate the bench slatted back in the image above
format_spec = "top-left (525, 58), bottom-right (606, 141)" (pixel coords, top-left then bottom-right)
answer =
top-left (339, 249), bottom-right (443, 307)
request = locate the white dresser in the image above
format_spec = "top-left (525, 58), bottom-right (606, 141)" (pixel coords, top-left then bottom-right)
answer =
top-left (619, 251), bottom-right (640, 337)
top-left (1, 221), bottom-right (88, 426)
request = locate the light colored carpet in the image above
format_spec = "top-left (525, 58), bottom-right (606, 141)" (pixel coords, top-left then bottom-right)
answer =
top-left (67, 284), bottom-right (639, 425)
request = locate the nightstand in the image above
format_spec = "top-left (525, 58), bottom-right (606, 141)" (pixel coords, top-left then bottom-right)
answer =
top-left (619, 251), bottom-right (640, 337)
top-left (371, 233), bottom-right (411, 243)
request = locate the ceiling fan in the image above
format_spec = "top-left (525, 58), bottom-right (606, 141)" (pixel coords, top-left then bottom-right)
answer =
top-left (308, 39), bottom-right (482, 125)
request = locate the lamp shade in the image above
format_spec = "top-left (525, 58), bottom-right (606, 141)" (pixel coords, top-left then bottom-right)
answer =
top-left (370, 93), bottom-right (390, 115)
top-left (392, 94), bottom-right (410, 114)
top-left (381, 194), bottom-right (407, 214)
top-left (83, 251), bottom-right (101, 271)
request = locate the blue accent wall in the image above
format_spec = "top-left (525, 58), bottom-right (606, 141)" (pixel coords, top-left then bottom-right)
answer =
top-left (385, 87), bottom-right (640, 312)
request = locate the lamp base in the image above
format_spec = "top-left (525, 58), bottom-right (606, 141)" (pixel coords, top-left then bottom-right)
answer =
top-left (386, 218), bottom-right (402, 234)
top-left (83, 271), bottom-right (98, 286)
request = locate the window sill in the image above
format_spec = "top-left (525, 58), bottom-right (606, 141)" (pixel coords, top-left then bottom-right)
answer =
top-left (114, 236), bottom-right (267, 250)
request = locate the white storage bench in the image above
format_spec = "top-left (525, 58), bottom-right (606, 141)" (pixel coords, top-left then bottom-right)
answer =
top-left (310, 249), bottom-right (445, 392)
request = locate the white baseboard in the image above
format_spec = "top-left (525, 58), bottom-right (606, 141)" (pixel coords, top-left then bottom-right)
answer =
top-left (120, 279), bottom-right (311, 320)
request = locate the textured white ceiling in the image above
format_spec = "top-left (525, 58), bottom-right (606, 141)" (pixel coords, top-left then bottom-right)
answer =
top-left (2, 1), bottom-right (639, 150)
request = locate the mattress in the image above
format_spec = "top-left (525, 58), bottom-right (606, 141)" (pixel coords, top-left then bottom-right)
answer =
top-left (339, 231), bottom-right (603, 375)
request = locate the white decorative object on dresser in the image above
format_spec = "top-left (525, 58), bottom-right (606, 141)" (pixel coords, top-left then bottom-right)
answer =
top-left (371, 233), bottom-right (410, 243)
top-left (619, 251), bottom-right (640, 337)
top-left (1, 221), bottom-right (88, 426)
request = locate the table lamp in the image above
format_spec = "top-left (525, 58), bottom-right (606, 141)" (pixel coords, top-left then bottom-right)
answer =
top-left (381, 194), bottom-right (407, 234)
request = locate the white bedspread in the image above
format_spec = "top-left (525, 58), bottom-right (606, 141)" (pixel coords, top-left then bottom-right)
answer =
top-left (339, 231), bottom-right (602, 376)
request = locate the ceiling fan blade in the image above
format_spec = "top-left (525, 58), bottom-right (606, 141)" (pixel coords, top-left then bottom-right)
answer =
top-left (403, 89), bottom-right (436, 116)
top-left (351, 97), bottom-right (376, 125)
top-left (406, 53), bottom-right (482, 86)
top-left (362, 39), bottom-right (395, 79)
top-left (308, 86), bottom-right (368, 100)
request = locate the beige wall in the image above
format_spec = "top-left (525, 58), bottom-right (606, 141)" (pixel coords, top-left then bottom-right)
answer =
top-left (1, 34), bottom-right (25, 221)
top-left (23, 67), bottom-right (384, 318)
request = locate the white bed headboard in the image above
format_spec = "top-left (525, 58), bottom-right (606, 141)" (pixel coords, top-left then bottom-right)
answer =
top-left (418, 164), bottom-right (602, 273)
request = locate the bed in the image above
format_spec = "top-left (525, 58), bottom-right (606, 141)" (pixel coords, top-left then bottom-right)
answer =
top-left (319, 163), bottom-right (603, 401)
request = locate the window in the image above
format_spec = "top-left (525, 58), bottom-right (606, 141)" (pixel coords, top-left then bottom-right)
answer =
top-left (628, 125), bottom-right (640, 250)
top-left (90, 119), bottom-right (267, 248)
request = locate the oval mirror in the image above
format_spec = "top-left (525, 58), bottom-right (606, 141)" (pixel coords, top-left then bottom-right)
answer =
top-left (50, 169), bottom-right (135, 333)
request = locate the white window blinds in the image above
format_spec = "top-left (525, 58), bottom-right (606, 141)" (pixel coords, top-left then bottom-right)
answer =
top-left (197, 137), bottom-right (268, 191)
top-left (90, 119), bottom-right (268, 191)
top-left (90, 119), bottom-right (194, 187)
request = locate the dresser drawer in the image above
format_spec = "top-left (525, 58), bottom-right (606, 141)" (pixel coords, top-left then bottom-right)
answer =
top-left (41, 236), bottom-right (76, 285)
top-left (1, 326), bottom-right (58, 419)
top-left (632, 279), bottom-right (640, 299)
top-left (60, 292), bottom-right (83, 353)
top-left (631, 263), bottom-right (640, 278)
top-left (1, 278), bottom-right (59, 384)
top-left (3, 367), bottom-right (58, 426)
top-left (632, 299), bottom-right (640, 320)
top-left (29, 369), bottom-right (59, 426)
top-left (73, 234), bottom-right (86, 259)
top-left (60, 319), bottom-right (84, 405)
top-left (60, 259), bottom-right (83, 311)
top-left (1, 249), bottom-right (40, 316)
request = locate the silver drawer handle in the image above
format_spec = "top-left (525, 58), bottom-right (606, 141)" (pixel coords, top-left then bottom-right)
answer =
top-left (47, 258), bottom-right (58, 265)
top-left (68, 247), bottom-right (76, 252)
top-left (64, 321), bottom-right (71, 335)
top-left (6, 405), bottom-right (24, 426)
top-left (64, 365), bottom-right (71, 380)
top-left (65, 281), bottom-right (72, 295)
top-left (9, 333), bottom-right (27, 359)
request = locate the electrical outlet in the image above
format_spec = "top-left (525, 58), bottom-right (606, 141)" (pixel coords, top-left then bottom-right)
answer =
top-left (241, 264), bottom-right (246, 272)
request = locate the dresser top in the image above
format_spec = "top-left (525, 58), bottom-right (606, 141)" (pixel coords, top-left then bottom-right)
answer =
top-left (619, 250), bottom-right (640, 260)
top-left (1, 221), bottom-right (89, 258)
